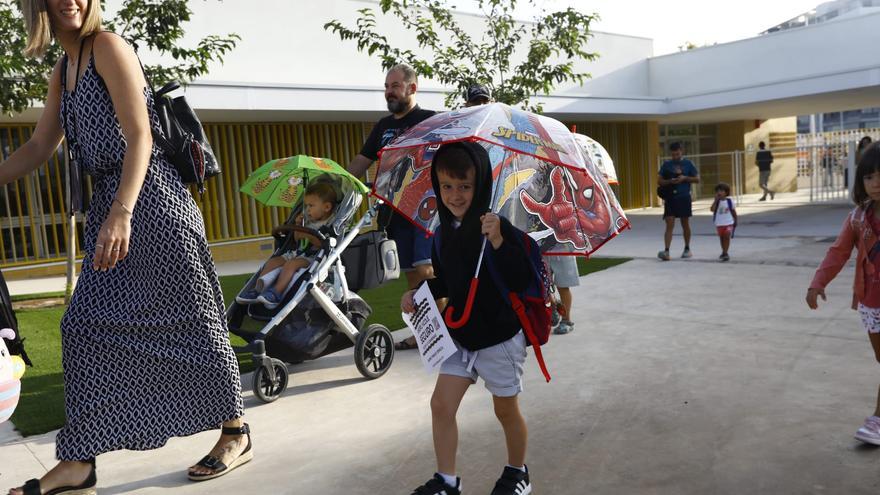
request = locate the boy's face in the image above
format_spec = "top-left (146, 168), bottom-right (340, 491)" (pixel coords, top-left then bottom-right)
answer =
top-left (302, 194), bottom-right (334, 222)
top-left (437, 166), bottom-right (476, 221)
top-left (715, 189), bottom-right (728, 199)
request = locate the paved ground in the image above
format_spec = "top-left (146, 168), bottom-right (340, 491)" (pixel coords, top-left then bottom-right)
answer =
top-left (3, 192), bottom-right (880, 494)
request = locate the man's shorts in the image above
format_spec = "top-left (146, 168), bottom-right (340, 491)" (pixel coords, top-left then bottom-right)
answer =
top-left (716, 225), bottom-right (734, 237)
top-left (858, 303), bottom-right (880, 334)
top-left (759, 170), bottom-right (771, 188)
top-left (546, 255), bottom-right (580, 288)
top-left (440, 331), bottom-right (527, 397)
top-left (387, 214), bottom-right (432, 271)
top-left (663, 194), bottom-right (692, 219)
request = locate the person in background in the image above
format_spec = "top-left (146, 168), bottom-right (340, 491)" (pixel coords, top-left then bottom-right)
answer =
top-left (710, 182), bottom-right (738, 262)
top-left (657, 142), bottom-right (700, 261)
top-left (756, 141), bottom-right (775, 201)
top-left (348, 64), bottom-right (437, 351)
top-left (807, 142), bottom-right (880, 447)
top-left (464, 83), bottom-right (491, 107)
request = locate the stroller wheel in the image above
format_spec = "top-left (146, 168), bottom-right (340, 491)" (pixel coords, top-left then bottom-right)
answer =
top-left (252, 358), bottom-right (289, 403)
top-left (354, 324), bottom-right (394, 379)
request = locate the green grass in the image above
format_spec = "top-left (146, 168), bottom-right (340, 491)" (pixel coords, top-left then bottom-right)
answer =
top-left (10, 290), bottom-right (66, 302)
top-left (576, 256), bottom-right (631, 277)
top-left (8, 257), bottom-right (630, 436)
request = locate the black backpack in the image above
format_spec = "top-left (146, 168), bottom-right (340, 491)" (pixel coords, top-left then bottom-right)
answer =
top-left (115, 30), bottom-right (220, 193)
top-left (148, 79), bottom-right (220, 193)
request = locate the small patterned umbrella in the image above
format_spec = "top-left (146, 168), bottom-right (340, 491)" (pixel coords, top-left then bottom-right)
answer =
top-left (240, 155), bottom-right (368, 207)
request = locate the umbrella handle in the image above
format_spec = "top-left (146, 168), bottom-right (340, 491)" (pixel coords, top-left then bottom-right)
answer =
top-left (444, 278), bottom-right (480, 329)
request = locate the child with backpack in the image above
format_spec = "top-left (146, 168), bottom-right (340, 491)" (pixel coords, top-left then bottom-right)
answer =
top-left (807, 142), bottom-right (880, 446)
top-left (401, 141), bottom-right (534, 495)
top-left (710, 182), bottom-right (737, 262)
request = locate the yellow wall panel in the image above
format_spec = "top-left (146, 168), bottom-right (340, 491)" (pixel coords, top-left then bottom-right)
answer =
top-left (1, 119), bottom-right (665, 269)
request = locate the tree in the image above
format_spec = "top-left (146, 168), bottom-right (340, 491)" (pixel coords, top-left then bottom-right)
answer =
top-left (0, 0), bottom-right (239, 115)
top-left (325, 0), bottom-right (598, 113)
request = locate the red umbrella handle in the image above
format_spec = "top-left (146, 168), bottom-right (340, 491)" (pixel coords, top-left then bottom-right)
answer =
top-left (444, 278), bottom-right (480, 329)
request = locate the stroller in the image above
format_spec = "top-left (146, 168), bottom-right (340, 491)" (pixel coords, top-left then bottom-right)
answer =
top-left (227, 174), bottom-right (401, 403)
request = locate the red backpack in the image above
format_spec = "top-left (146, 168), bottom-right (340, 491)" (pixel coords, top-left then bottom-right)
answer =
top-left (483, 231), bottom-right (553, 382)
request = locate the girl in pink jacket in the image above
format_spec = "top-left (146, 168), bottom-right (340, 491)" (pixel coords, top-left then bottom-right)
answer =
top-left (808, 142), bottom-right (880, 445)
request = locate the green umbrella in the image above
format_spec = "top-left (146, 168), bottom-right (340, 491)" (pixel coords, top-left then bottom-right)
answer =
top-left (240, 155), bottom-right (368, 207)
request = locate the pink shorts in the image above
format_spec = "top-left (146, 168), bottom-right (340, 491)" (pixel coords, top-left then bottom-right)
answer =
top-left (716, 225), bottom-right (734, 237)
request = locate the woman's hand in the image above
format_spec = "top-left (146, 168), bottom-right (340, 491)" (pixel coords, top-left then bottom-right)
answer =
top-left (401, 289), bottom-right (416, 314)
top-left (93, 201), bottom-right (132, 271)
top-left (806, 287), bottom-right (826, 309)
top-left (481, 213), bottom-right (503, 249)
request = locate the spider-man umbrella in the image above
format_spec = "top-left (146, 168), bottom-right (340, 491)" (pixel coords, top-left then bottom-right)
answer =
top-left (373, 103), bottom-right (629, 327)
top-left (572, 132), bottom-right (619, 185)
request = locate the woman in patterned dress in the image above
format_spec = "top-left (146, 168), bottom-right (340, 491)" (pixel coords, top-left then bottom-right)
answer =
top-left (3, 1), bottom-right (253, 493)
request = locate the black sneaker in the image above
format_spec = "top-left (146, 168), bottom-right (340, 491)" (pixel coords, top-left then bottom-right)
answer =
top-left (411, 473), bottom-right (461, 495)
top-left (491, 466), bottom-right (532, 495)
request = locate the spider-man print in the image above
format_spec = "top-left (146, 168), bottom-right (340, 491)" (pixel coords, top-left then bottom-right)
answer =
top-left (371, 103), bottom-right (629, 255)
top-left (520, 167), bottom-right (612, 250)
top-left (418, 196), bottom-right (438, 221)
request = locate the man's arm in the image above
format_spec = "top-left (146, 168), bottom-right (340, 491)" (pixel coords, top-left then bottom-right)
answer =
top-left (658, 175), bottom-right (677, 186)
top-left (685, 163), bottom-right (700, 184)
top-left (348, 154), bottom-right (374, 179)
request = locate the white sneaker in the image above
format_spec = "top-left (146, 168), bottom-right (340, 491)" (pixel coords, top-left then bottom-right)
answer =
top-left (855, 416), bottom-right (880, 445)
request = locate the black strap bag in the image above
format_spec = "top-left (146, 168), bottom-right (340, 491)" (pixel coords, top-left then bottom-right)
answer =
top-left (148, 79), bottom-right (220, 192)
top-left (69, 32), bottom-right (220, 193)
top-left (124, 34), bottom-right (219, 193)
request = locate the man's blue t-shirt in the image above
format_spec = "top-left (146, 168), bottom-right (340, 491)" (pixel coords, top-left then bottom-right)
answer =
top-left (659, 159), bottom-right (699, 196)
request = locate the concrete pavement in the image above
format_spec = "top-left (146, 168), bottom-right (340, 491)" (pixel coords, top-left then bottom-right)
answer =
top-left (3, 194), bottom-right (880, 494)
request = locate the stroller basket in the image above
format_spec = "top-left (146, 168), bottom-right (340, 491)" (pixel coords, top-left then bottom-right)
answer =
top-left (341, 231), bottom-right (399, 292)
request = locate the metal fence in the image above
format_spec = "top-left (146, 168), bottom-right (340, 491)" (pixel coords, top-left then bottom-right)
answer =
top-left (796, 129), bottom-right (880, 202)
top-left (652, 133), bottom-right (877, 207)
top-left (653, 151), bottom-right (746, 207)
top-left (0, 122), bottom-right (370, 268)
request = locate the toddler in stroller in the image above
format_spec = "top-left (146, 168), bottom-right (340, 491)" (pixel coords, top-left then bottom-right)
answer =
top-left (236, 181), bottom-right (338, 309)
top-left (227, 173), bottom-right (401, 403)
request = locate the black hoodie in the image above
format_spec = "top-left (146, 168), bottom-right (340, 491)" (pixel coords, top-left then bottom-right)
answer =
top-left (426, 141), bottom-right (532, 351)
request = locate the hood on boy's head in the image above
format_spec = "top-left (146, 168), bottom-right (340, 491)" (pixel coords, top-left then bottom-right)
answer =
top-left (430, 141), bottom-right (493, 227)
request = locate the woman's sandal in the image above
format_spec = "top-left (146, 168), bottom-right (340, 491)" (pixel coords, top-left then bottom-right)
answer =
top-left (19, 459), bottom-right (96, 495)
top-left (188, 423), bottom-right (253, 482)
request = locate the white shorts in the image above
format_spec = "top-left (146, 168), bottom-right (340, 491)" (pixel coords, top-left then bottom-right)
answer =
top-left (546, 255), bottom-right (580, 288)
top-left (858, 303), bottom-right (880, 334)
top-left (439, 331), bottom-right (527, 397)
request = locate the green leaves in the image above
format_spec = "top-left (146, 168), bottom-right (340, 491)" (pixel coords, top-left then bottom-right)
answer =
top-left (325, 0), bottom-right (597, 112)
top-left (0, 0), bottom-right (239, 115)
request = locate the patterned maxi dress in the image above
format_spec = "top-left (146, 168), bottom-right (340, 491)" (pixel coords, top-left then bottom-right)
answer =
top-left (55, 51), bottom-right (244, 461)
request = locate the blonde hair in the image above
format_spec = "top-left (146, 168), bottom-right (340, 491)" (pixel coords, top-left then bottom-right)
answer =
top-left (21, 0), bottom-right (103, 58)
